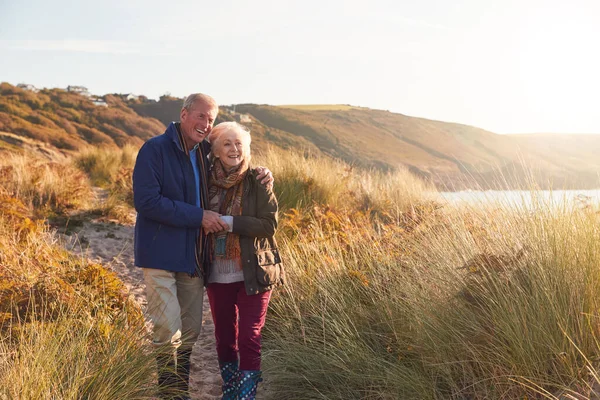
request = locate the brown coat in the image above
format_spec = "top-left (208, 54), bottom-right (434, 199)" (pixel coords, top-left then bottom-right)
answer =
top-left (226, 168), bottom-right (284, 295)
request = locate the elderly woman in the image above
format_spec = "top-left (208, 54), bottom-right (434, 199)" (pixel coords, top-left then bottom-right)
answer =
top-left (206, 121), bottom-right (284, 400)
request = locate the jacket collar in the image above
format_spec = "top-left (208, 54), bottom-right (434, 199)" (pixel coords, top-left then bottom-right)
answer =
top-left (167, 121), bottom-right (202, 156)
top-left (166, 122), bottom-right (185, 152)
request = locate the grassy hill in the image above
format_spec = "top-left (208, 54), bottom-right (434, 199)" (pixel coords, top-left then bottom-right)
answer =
top-left (233, 104), bottom-right (600, 189)
top-left (0, 83), bottom-right (164, 152)
top-left (3, 82), bottom-right (600, 189)
top-left (236, 104), bottom-right (516, 171)
top-left (509, 133), bottom-right (600, 176)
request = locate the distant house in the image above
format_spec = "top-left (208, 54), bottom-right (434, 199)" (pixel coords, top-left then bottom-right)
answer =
top-left (92, 99), bottom-right (108, 107)
top-left (125, 93), bottom-right (139, 101)
top-left (90, 96), bottom-right (108, 107)
top-left (67, 85), bottom-right (90, 96)
top-left (17, 83), bottom-right (39, 93)
top-left (236, 114), bottom-right (252, 123)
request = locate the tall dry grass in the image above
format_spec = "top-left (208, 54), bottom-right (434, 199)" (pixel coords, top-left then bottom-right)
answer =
top-left (74, 144), bottom-right (137, 188)
top-left (260, 153), bottom-right (600, 399)
top-left (0, 307), bottom-right (156, 400)
top-left (254, 147), bottom-right (435, 218)
top-left (0, 196), bottom-right (156, 399)
top-left (0, 153), bottom-right (93, 214)
top-left (73, 145), bottom-right (137, 222)
top-left (4, 141), bottom-right (600, 399)
top-left (0, 145), bottom-right (137, 222)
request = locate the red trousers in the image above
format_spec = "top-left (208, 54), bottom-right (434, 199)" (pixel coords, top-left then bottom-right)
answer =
top-left (207, 282), bottom-right (271, 370)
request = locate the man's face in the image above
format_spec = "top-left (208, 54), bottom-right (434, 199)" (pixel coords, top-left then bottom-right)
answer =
top-left (180, 100), bottom-right (217, 150)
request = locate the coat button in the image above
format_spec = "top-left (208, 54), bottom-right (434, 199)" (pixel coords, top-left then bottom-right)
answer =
top-left (247, 259), bottom-right (250, 263)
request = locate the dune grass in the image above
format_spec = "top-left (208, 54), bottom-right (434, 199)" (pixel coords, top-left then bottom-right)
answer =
top-left (263, 185), bottom-right (600, 399)
top-left (0, 306), bottom-right (156, 400)
top-left (0, 152), bottom-right (93, 215)
top-left (73, 144), bottom-right (137, 188)
top-left (3, 142), bottom-right (600, 399)
top-left (73, 145), bottom-right (137, 222)
top-left (0, 146), bottom-right (136, 223)
top-left (0, 194), bottom-right (157, 399)
top-left (252, 149), bottom-right (600, 399)
top-left (254, 147), bottom-right (435, 220)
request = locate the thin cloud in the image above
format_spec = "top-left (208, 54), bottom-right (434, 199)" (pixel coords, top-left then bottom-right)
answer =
top-left (396, 15), bottom-right (447, 30)
top-left (0, 39), bottom-right (177, 56)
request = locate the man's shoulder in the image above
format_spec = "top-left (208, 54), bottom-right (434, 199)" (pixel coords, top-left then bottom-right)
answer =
top-left (135, 133), bottom-right (173, 165)
top-left (145, 132), bottom-right (170, 146)
top-left (139, 132), bottom-right (172, 153)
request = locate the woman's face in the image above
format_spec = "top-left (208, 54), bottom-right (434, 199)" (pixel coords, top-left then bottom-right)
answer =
top-left (214, 130), bottom-right (247, 169)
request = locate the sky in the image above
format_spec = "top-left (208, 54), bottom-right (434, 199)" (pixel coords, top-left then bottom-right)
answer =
top-left (1, 0), bottom-right (599, 134)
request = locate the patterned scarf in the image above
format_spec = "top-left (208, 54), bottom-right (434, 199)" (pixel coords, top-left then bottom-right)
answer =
top-left (174, 123), bottom-right (209, 278)
top-left (208, 158), bottom-right (249, 269)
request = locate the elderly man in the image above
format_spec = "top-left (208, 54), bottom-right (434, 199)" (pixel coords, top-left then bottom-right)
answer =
top-left (133, 93), bottom-right (271, 399)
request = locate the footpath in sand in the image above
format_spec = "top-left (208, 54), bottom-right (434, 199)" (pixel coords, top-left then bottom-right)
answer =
top-left (61, 212), bottom-right (223, 399)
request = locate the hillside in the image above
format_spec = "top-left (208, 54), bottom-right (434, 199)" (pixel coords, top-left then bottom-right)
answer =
top-left (2, 82), bottom-right (600, 189)
top-left (508, 133), bottom-right (600, 174)
top-left (236, 104), bottom-right (518, 171)
top-left (0, 83), bottom-right (164, 152)
top-left (233, 104), bottom-right (600, 189)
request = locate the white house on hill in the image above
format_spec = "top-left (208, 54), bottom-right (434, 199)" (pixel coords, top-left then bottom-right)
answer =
top-left (17, 83), bottom-right (39, 93)
top-left (67, 85), bottom-right (91, 96)
top-left (238, 114), bottom-right (252, 123)
top-left (90, 96), bottom-right (108, 107)
top-left (93, 99), bottom-right (108, 107)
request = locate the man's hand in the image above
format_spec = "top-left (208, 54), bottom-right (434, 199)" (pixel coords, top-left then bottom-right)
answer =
top-left (255, 166), bottom-right (274, 190)
top-left (202, 210), bottom-right (229, 233)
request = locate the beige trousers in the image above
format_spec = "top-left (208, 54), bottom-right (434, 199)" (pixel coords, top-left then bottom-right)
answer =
top-left (143, 268), bottom-right (204, 352)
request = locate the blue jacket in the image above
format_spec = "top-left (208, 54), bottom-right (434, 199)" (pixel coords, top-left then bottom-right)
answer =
top-left (133, 122), bottom-right (211, 274)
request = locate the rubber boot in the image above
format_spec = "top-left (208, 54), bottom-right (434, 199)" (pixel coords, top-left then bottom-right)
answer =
top-left (237, 370), bottom-right (262, 400)
top-left (219, 360), bottom-right (239, 400)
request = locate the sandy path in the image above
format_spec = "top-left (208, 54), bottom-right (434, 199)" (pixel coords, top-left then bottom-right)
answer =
top-left (61, 217), bottom-right (222, 399)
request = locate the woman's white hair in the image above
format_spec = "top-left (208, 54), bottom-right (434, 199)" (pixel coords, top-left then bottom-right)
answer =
top-left (209, 121), bottom-right (252, 162)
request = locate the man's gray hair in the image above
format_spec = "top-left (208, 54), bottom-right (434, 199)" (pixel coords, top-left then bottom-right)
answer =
top-left (182, 93), bottom-right (219, 113)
